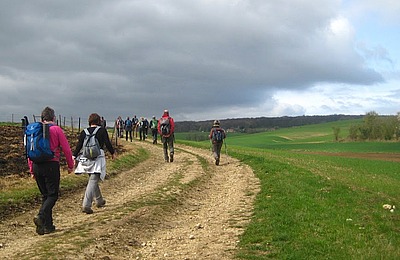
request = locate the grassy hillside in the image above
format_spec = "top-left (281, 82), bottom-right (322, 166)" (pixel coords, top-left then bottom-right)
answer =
top-left (177, 118), bottom-right (400, 259)
top-left (224, 118), bottom-right (400, 153)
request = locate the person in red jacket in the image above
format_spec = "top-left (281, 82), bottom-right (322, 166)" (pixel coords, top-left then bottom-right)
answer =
top-left (30, 106), bottom-right (74, 235)
top-left (157, 109), bottom-right (175, 162)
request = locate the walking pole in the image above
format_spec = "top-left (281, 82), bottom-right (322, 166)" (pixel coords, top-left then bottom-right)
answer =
top-left (224, 140), bottom-right (229, 164)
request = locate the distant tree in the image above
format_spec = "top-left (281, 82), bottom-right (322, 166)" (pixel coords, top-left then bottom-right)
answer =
top-left (332, 126), bottom-right (341, 141)
top-left (382, 116), bottom-right (397, 140)
top-left (347, 111), bottom-right (397, 141)
top-left (363, 111), bottom-right (379, 140)
top-left (348, 124), bottom-right (360, 140)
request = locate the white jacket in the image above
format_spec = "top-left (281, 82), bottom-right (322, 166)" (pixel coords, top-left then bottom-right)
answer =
top-left (74, 149), bottom-right (106, 180)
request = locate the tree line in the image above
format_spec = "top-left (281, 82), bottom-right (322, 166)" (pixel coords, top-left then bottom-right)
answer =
top-left (347, 111), bottom-right (400, 141)
top-left (175, 114), bottom-right (363, 133)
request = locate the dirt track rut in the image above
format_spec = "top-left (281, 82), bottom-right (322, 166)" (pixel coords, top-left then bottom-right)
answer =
top-left (0, 139), bottom-right (259, 259)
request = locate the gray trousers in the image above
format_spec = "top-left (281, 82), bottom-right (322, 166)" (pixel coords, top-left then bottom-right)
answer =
top-left (162, 135), bottom-right (174, 160)
top-left (212, 142), bottom-right (223, 160)
top-left (83, 173), bottom-right (104, 208)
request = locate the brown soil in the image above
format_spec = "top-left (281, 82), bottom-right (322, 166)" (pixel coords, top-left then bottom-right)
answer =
top-left (0, 128), bottom-right (260, 259)
top-left (302, 151), bottom-right (400, 162)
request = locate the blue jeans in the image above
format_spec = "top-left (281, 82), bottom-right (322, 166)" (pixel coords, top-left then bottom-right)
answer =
top-left (33, 161), bottom-right (60, 228)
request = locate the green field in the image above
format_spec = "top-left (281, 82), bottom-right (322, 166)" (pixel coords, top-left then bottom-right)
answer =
top-left (178, 118), bottom-right (400, 259)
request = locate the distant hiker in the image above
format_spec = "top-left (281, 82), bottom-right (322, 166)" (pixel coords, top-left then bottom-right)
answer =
top-left (124, 116), bottom-right (133, 142)
top-left (158, 109), bottom-right (175, 162)
top-left (74, 113), bottom-right (116, 214)
top-left (150, 116), bottom-right (158, 144)
top-left (209, 120), bottom-right (226, 165)
top-left (132, 115), bottom-right (139, 138)
top-left (101, 116), bottom-right (106, 128)
top-left (28, 106), bottom-right (74, 235)
top-left (138, 117), bottom-right (147, 141)
top-left (115, 116), bottom-right (124, 138)
top-left (24, 115), bottom-right (29, 125)
top-left (143, 118), bottom-right (149, 138)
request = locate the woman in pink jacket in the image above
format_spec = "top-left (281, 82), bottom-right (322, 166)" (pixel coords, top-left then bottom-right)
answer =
top-left (29, 106), bottom-right (74, 235)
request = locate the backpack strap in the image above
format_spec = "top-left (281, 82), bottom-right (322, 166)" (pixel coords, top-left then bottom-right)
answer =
top-left (92, 126), bottom-right (101, 135)
top-left (81, 126), bottom-right (101, 154)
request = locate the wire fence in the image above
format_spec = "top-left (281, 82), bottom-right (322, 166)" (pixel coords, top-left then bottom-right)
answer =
top-left (1, 113), bottom-right (115, 129)
top-left (1, 113), bottom-right (120, 146)
top-left (2, 113), bottom-right (84, 132)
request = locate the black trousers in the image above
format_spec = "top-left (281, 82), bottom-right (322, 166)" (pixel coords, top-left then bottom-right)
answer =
top-left (33, 161), bottom-right (60, 228)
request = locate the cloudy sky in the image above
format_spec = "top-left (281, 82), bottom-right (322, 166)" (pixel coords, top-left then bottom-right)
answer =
top-left (1, 0), bottom-right (399, 123)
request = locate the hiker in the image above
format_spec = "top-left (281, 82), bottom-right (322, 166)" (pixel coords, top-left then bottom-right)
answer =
top-left (158, 109), bottom-right (175, 162)
top-left (143, 118), bottom-right (149, 138)
top-left (124, 116), bottom-right (133, 142)
top-left (119, 116), bottom-right (125, 138)
top-left (138, 117), bottom-right (146, 141)
top-left (101, 116), bottom-right (106, 128)
top-left (209, 120), bottom-right (226, 165)
top-left (150, 116), bottom-right (158, 144)
top-left (132, 115), bottom-right (139, 138)
top-left (29, 106), bottom-right (74, 235)
top-left (115, 116), bottom-right (124, 138)
top-left (73, 113), bottom-right (116, 214)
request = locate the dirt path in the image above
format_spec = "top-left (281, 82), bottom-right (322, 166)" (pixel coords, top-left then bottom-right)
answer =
top-left (0, 139), bottom-right (259, 259)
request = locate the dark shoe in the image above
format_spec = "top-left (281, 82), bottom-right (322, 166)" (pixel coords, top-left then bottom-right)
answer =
top-left (44, 225), bottom-right (56, 234)
top-left (33, 215), bottom-right (45, 235)
top-left (96, 199), bottom-right (106, 208)
top-left (170, 153), bottom-right (174, 162)
top-left (82, 207), bottom-right (93, 214)
top-left (215, 158), bottom-right (220, 166)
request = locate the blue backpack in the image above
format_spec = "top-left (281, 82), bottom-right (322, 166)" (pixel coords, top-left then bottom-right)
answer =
top-left (25, 122), bottom-right (54, 163)
top-left (212, 128), bottom-right (224, 143)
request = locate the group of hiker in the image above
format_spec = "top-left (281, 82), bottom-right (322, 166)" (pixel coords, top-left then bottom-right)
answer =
top-left (117, 110), bottom-right (177, 162)
top-left (115, 115), bottom-right (159, 143)
top-left (25, 106), bottom-right (226, 236)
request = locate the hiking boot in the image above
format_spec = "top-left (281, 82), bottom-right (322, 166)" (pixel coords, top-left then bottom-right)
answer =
top-left (170, 153), bottom-right (174, 162)
top-left (82, 207), bottom-right (93, 214)
top-left (96, 199), bottom-right (106, 208)
top-left (33, 215), bottom-right (45, 235)
top-left (215, 158), bottom-right (220, 166)
top-left (44, 225), bottom-right (56, 234)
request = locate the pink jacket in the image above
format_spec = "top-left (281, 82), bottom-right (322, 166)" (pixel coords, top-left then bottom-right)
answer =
top-left (28, 124), bottom-right (74, 173)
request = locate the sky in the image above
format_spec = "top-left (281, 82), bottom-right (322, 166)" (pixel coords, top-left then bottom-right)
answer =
top-left (0, 0), bottom-right (399, 123)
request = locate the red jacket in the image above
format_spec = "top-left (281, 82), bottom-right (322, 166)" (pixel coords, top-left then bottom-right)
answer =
top-left (157, 111), bottom-right (175, 137)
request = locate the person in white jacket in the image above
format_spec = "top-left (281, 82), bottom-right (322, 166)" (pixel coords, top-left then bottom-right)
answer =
top-left (73, 113), bottom-right (116, 214)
